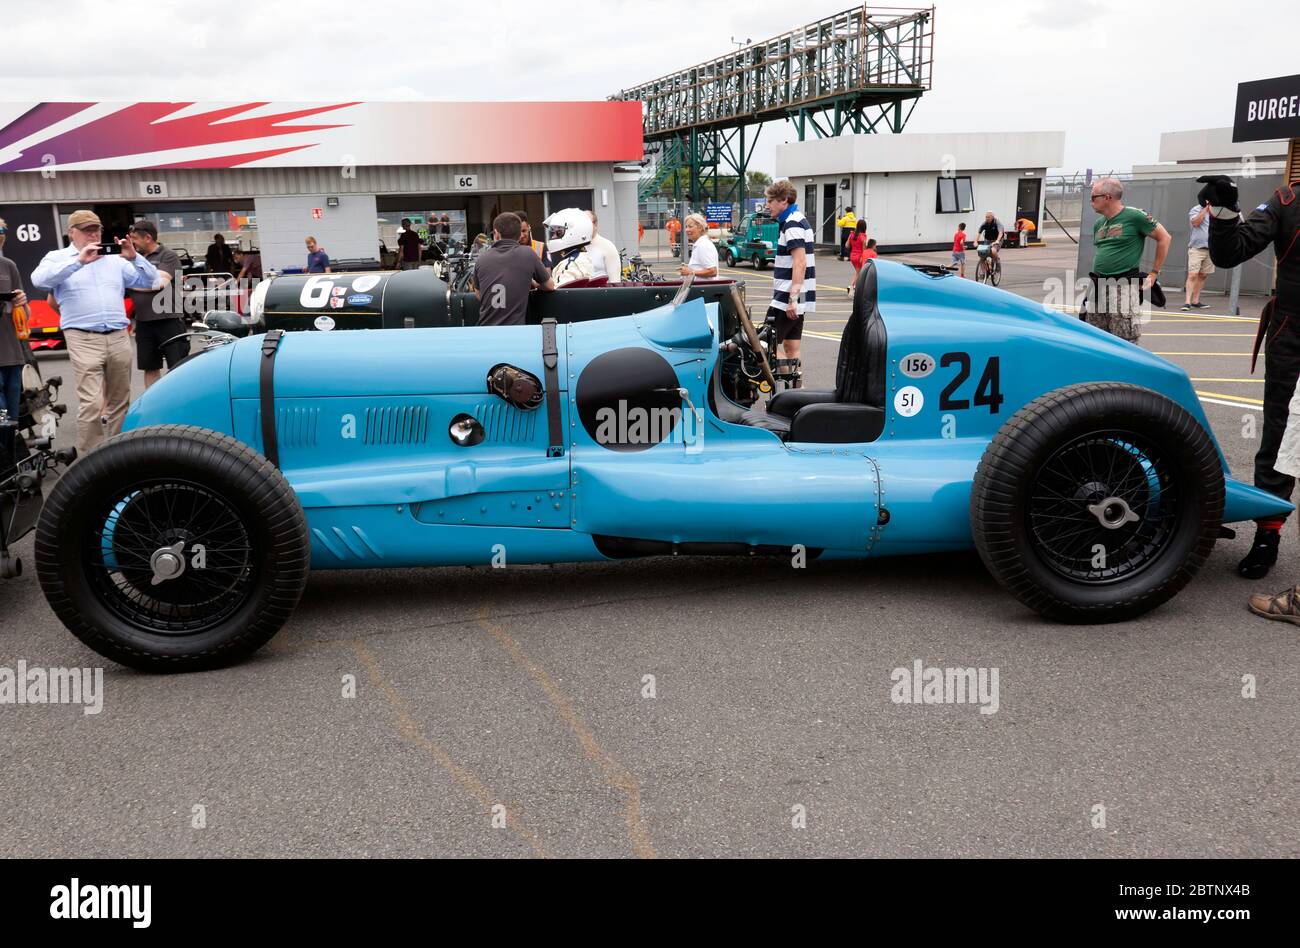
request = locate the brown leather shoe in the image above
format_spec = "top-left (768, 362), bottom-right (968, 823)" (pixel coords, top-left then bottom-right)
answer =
top-left (1247, 585), bottom-right (1300, 624)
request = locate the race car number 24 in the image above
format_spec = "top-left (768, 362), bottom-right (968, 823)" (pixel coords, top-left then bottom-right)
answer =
top-left (939, 353), bottom-right (1003, 413)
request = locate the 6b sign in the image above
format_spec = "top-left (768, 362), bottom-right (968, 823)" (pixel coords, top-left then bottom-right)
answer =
top-left (0, 204), bottom-right (59, 301)
top-left (138, 181), bottom-right (168, 198)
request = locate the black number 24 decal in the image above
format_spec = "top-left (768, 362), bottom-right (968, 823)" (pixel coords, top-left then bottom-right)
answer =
top-left (939, 353), bottom-right (1004, 413)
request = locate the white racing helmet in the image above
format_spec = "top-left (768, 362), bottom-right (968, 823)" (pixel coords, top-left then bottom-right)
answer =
top-left (543, 208), bottom-right (593, 254)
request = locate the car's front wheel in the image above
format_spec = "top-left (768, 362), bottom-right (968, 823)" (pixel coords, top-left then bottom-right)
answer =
top-left (36, 425), bottom-right (310, 671)
top-left (970, 383), bottom-right (1223, 623)
top-left (724, 249), bottom-right (735, 267)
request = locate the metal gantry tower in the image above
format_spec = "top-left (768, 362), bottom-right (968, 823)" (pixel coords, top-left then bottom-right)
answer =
top-left (614, 5), bottom-right (935, 207)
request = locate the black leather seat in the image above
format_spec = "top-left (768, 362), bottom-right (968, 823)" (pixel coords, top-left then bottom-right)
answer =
top-left (743, 261), bottom-right (887, 443)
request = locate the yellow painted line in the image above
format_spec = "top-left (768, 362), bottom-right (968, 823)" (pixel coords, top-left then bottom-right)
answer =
top-left (718, 265), bottom-right (853, 293)
top-left (1189, 377), bottom-right (1263, 383)
top-left (476, 608), bottom-right (657, 859)
top-left (354, 641), bottom-right (551, 858)
top-left (1162, 311), bottom-right (1258, 322)
top-left (1144, 317), bottom-right (1247, 322)
top-left (1053, 304), bottom-right (1256, 322)
top-left (1195, 390), bottom-right (1263, 406)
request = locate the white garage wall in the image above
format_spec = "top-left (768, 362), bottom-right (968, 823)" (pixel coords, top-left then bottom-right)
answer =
top-left (863, 170), bottom-right (1031, 247)
top-left (254, 194), bottom-right (380, 271)
top-left (786, 169), bottom-right (1038, 249)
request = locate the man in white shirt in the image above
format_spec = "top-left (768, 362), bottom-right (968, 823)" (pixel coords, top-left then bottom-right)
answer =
top-left (585, 210), bottom-right (622, 284)
top-left (31, 209), bottom-right (160, 456)
top-left (678, 213), bottom-right (719, 278)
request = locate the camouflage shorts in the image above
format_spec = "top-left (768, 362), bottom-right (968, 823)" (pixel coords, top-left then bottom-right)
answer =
top-left (1082, 309), bottom-right (1142, 342)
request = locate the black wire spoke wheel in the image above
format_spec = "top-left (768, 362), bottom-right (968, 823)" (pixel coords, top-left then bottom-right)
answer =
top-left (1028, 431), bottom-right (1177, 584)
top-left (36, 425), bottom-right (310, 672)
top-left (86, 479), bottom-right (256, 634)
top-left (971, 383), bottom-right (1223, 623)
top-left (990, 258), bottom-right (1002, 286)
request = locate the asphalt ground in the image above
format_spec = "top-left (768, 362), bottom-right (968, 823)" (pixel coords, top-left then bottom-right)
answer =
top-left (1, 241), bottom-right (1296, 858)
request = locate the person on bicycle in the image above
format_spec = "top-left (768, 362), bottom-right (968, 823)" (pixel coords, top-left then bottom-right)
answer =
top-left (977, 212), bottom-right (1003, 263)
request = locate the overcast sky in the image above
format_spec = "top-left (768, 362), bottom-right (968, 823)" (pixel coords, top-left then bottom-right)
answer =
top-left (0, 0), bottom-right (1286, 174)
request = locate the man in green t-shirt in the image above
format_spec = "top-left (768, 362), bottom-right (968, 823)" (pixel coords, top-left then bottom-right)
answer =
top-left (1090, 177), bottom-right (1171, 281)
top-left (1084, 177), bottom-right (1171, 340)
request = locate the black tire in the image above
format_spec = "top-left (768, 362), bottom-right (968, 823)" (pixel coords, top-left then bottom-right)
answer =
top-left (970, 383), bottom-right (1223, 623)
top-left (756, 257), bottom-right (768, 271)
top-left (724, 249), bottom-right (735, 267)
top-left (35, 425), bottom-right (310, 671)
top-left (990, 258), bottom-right (1002, 287)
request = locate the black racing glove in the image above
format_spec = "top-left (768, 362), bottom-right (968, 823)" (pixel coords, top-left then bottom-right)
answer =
top-left (1196, 175), bottom-right (1240, 219)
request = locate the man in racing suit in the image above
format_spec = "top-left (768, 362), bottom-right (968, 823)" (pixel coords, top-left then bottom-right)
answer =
top-left (1199, 174), bottom-right (1300, 582)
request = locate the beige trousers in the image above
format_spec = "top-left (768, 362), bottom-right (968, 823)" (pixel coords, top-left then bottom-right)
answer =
top-left (65, 328), bottom-right (133, 457)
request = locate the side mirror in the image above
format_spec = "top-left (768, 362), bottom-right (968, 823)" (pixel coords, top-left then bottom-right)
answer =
top-left (203, 310), bottom-right (249, 337)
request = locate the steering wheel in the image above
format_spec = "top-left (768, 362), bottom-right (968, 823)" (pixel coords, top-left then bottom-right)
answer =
top-left (727, 285), bottom-right (778, 393)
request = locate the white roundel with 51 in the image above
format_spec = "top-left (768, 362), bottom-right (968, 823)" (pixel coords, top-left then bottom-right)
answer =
top-left (894, 386), bottom-right (924, 417)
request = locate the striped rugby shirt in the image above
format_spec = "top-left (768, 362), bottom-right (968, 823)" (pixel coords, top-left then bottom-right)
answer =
top-left (769, 203), bottom-right (816, 315)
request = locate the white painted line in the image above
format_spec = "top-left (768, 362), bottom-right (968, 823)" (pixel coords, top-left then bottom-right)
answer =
top-left (1199, 397), bottom-right (1262, 412)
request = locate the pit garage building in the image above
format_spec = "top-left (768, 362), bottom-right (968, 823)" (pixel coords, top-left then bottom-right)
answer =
top-left (0, 101), bottom-right (644, 289)
top-left (774, 131), bottom-right (1066, 252)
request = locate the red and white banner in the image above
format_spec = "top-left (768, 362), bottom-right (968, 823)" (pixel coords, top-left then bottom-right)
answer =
top-left (0, 101), bottom-right (644, 172)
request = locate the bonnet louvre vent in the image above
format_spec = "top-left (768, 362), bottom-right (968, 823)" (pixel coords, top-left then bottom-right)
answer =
top-left (364, 405), bottom-right (430, 445)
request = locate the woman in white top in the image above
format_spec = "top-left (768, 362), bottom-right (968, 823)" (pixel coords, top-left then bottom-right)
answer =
top-left (678, 213), bottom-right (719, 278)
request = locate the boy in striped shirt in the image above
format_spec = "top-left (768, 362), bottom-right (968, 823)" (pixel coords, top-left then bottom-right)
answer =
top-left (764, 180), bottom-right (816, 369)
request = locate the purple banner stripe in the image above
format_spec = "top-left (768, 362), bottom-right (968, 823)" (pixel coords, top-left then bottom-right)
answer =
top-left (0, 102), bottom-right (94, 153)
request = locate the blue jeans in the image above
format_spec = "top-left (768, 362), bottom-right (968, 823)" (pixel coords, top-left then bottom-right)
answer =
top-left (0, 363), bottom-right (21, 423)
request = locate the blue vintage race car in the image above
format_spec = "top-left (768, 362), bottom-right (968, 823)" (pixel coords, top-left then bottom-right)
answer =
top-left (32, 260), bottom-right (1292, 671)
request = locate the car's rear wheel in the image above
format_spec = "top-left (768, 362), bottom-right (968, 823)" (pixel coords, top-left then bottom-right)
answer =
top-left (756, 257), bottom-right (768, 270)
top-left (971, 383), bottom-right (1223, 623)
top-left (35, 425), bottom-right (310, 671)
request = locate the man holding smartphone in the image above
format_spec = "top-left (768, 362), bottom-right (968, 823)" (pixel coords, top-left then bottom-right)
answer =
top-left (31, 209), bottom-right (159, 457)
